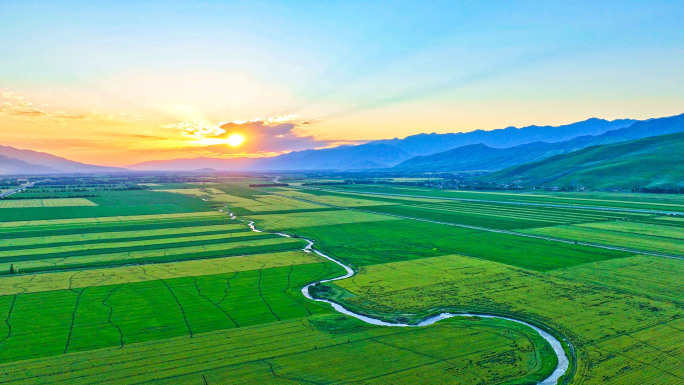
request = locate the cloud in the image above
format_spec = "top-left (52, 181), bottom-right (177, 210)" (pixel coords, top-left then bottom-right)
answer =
top-left (1, 91), bottom-right (85, 120)
top-left (164, 115), bottom-right (340, 155)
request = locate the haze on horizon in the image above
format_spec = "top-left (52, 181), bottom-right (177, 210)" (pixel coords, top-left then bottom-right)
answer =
top-left (1, 0), bottom-right (683, 166)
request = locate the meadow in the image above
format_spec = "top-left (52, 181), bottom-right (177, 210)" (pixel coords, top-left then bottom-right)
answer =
top-left (0, 177), bottom-right (680, 384)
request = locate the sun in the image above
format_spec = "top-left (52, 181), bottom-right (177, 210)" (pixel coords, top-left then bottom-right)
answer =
top-left (226, 133), bottom-right (245, 147)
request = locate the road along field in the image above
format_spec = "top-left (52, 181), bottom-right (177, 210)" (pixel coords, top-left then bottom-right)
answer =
top-left (0, 182), bottom-right (559, 384)
top-left (218, 183), bottom-right (683, 384)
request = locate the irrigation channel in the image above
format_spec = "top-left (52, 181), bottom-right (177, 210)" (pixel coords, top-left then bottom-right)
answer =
top-left (240, 216), bottom-right (571, 385)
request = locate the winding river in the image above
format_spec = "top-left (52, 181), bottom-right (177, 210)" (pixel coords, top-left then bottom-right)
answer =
top-left (244, 218), bottom-right (570, 385)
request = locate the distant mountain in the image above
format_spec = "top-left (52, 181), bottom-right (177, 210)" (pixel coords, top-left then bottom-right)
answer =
top-left (252, 143), bottom-right (411, 171)
top-left (372, 117), bottom-right (637, 156)
top-left (0, 145), bottom-right (125, 174)
top-left (132, 117), bottom-right (639, 171)
top-left (129, 157), bottom-right (257, 172)
top-left (483, 132), bottom-right (684, 189)
top-left (130, 143), bottom-right (411, 171)
top-left (0, 155), bottom-right (56, 175)
top-left (392, 113), bottom-right (684, 172)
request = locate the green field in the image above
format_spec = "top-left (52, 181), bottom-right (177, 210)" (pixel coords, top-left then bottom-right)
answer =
top-left (0, 198), bottom-right (97, 208)
top-left (217, 182), bottom-right (683, 384)
top-left (0, 179), bottom-right (681, 384)
top-left (523, 221), bottom-right (684, 255)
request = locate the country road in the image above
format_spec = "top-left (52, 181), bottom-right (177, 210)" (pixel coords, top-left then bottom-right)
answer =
top-left (0, 181), bottom-right (38, 199)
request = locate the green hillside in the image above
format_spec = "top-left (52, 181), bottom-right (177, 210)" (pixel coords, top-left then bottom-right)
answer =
top-left (484, 132), bottom-right (684, 189)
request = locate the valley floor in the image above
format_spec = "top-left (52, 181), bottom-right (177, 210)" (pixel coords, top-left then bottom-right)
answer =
top-left (0, 179), bottom-right (681, 384)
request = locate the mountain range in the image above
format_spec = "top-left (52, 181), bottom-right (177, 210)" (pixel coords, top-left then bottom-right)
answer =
top-left (129, 117), bottom-right (642, 171)
top-left (391, 114), bottom-right (684, 172)
top-left (483, 132), bottom-right (684, 189)
top-left (1, 114), bottom-right (683, 187)
top-left (0, 145), bottom-right (123, 175)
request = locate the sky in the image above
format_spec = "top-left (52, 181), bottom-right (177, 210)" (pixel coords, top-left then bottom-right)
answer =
top-left (1, 0), bottom-right (683, 166)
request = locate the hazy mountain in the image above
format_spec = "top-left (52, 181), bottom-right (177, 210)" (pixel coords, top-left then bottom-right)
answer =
top-left (129, 157), bottom-right (258, 171)
top-left (391, 113), bottom-right (684, 172)
top-left (130, 117), bottom-right (639, 171)
top-left (483, 132), bottom-right (684, 189)
top-left (251, 143), bottom-right (411, 171)
top-left (130, 143), bottom-right (411, 171)
top-left (0, 145), bottom-right (125, 174)
top-left (372, 117), bottom-right (637, 155)
top-left (0, 155), bottom-right (56, 175)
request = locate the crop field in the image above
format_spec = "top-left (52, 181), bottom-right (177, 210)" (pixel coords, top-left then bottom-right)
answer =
top-left (0, 315), bottom-right (554, 385)
top-left (329, 254), bottom-right (684, 385)
top-left (523, 221), bottom-right (684, 255)
top-left (0, 180), bottom-right (556, 384)
top-left (324, 184), bottom-right (684, 213)
top-left (0, 190), bottom-right (212, 222)
top-left (0, 178), bottom-right (681, 384)
top-left (208, 182), bottom-right (682, 384)
top-left (156, 188), bottom-right (225, 196)
top-left (0, 198), bottom-right (97, 208)
top-left (0, 253), bottom-right (346, 362)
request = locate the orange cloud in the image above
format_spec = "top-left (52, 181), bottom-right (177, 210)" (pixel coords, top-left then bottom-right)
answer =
top-left (162, 115), bottom-right (341, 156)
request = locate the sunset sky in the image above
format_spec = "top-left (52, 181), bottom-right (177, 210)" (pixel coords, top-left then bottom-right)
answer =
top-left (1, 1), bottom-right (683, 166)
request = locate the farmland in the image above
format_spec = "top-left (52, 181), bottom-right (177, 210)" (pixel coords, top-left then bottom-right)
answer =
top-left (0, 177), bottom-right (681, 384)
top-left (225, 182), bottom-right (683, 383)
top-left (0, 198), bottom-right (97, 208)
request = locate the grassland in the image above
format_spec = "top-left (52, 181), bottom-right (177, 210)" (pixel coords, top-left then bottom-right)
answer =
top-left (0, 178), bottom-right (680, 384)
